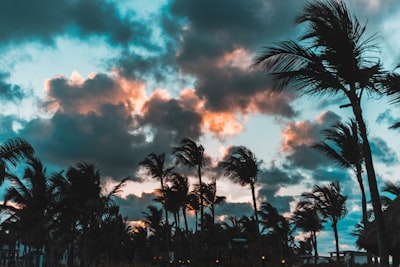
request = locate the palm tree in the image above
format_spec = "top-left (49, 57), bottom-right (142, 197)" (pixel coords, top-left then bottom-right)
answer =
top-left (139, 153), bottom-right (173, 259)
top-left (220, 146), bottom-right (260, 229)
top-left (170, 173), bottom-right (191, 232)
top-left (187, 191), bottom-right (200, 232)
top-left (312, 119), bottom-right (371, 261)
top-left (259, 202), bottom-right (289, 261)
top-left (0, 137), bottom-right (34, 182)
top-left (202, 182), bottom-right (226, 226)
top-left (300, 181), bottom-right (347, 261)
top-left (3, 156), bottom-right (55, 257)
top-left (292, 206), bottom-right (324, 263)
top-left (252, 1), bottom-right (390, 264)
top-left (172, 138), bottom-right (206, 231)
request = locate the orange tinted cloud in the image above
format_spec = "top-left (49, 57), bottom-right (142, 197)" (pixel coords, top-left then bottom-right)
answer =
top-left (281, 121), bottom-right (316, 152)
top-left (178, 89), bottom-right (244, 137)
top-left (44, 71), bottom-right (147, 115)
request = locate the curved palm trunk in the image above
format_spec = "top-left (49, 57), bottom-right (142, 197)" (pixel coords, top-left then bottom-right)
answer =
top-left (349, 92), bottom-right (389, 267)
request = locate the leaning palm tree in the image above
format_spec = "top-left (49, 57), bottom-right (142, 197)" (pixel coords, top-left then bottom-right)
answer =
top-left (292, 206), bottom-right (324, 263)
top-left (0, 137), bottom-right (34, 182)
top-left (300, 181), bottom-right (347, 261)
top-left (220, 146), bottom-right (260, 231)
top-left (312, 119), bottom-right (371, 260)
top-left (252, 1), bottom-right (390, 264)
top-left (172, 138), bottom-right (206, 231)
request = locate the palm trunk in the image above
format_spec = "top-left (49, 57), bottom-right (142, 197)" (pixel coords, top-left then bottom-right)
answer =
top-left (250, 182), bottom-right (259, 230)
top-left (311, 231), bottom-right (318, 264)
top-left (349, 93), bottom-right (389, 267)
top-left (211, 203), bottom-right (215, 226)
top-left (250, 181), bottom-right (263, 266)
top-left (355, 164), bottom-right (372, 263)
top-left (198, 167), bottom-right (204, 232)
top-left (183, 208), bottom-right (188, 232)
top-left (195, 210), bottom-right (198, 232)
top-left (332, 221), bottom-right (340, 262)
top-left (161, 178), bottom-right (170, 266)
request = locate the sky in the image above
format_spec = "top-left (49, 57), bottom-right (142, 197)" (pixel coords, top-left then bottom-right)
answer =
top-left (1, 0), bottom-right (400, 256)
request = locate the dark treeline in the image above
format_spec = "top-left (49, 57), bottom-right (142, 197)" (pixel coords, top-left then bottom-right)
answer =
top-left (0, 136), bottom-right (350, 267)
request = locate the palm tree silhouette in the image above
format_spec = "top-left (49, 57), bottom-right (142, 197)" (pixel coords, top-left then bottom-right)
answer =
top-left (172, 138), bottom-right (206, 231)
top-left (170, 172), bottom-right (191, 232)
top-left (3, 156), bottom-right (55, 260)
top-left (0, 137), bottom-right (34, 182)
top-left (220, 146), bottom-right (260, 230)
top-left (259, 202), bottom-right (289, 262)
top-left (252, 1), bottom-right (391, 264)
top-left (202, 182), bottom-right (226, 226)
top-left (292, 205), bottom-right (324, 263)
top-left (300, 181), bottom-right (347, 262)
top-left (312, 119), bottom-right (371, 260)
top-left (139, 153), bottom-right (173, 258)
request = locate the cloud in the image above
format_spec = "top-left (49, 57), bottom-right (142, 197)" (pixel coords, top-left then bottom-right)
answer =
top-left (281, 111), bottom-right (342, 169)
top-left (376, 109), bottom-right (398, 127)
top-left (0, 72), bottom-right (26, 102)
top-left (0, 0), bottom-right (151, 46)
top-left (370, 136), bottom-right (399, 166)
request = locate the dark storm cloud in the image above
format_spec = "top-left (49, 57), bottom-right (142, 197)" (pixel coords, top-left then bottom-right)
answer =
top-left (154, 0), bottom-right (306, 116)
top-left (140, 94), bottom-right (203, 141)
top-left (0, 0), bottom-right (151, 46)
top-left (21, 104), bottom-right (147, 179)
top-left (0, 72), bottom-right (26, 102)
top-left (169, 0), bottom-right (305, 54)
top-left (19, 71), bottom-right (206, 179)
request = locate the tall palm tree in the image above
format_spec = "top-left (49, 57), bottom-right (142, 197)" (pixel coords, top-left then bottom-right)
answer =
top-left (139, 153), bottom-right (173, 259)
top-left (312, 119), bottom-right (370, 260)
top-left (292, 205), bottom-right (324, 263)
top-left (220, 146), bottom-right (260, 229)
top-left (0, 137), bottom-right (34, 182)
top-left (172, 138), bottom-right (205, 231)
top-left (252, 1), bottom-right (390, 264)
top-left (300, 181), bottom-right (347, 261)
